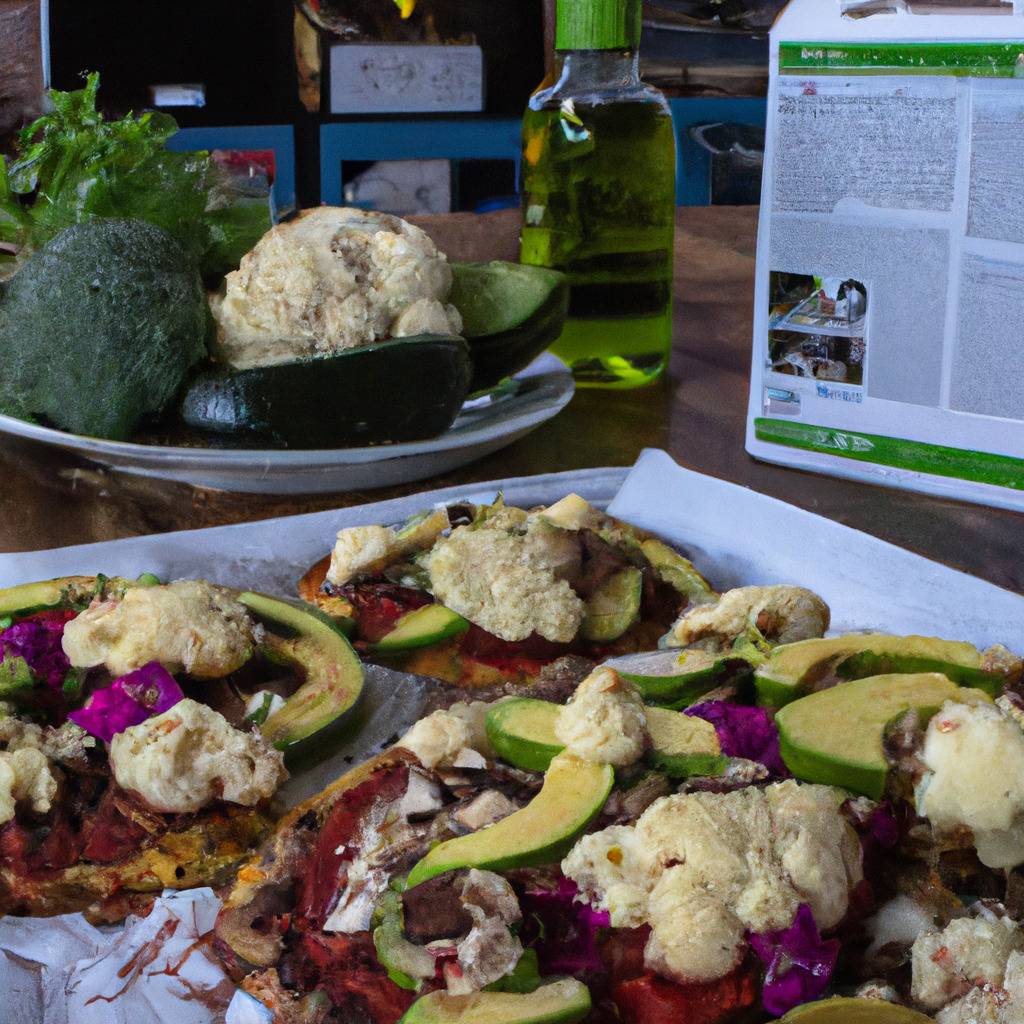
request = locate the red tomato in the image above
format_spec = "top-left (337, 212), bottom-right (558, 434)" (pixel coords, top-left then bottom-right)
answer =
top-left (612, 963), bottom-right (759, 1024)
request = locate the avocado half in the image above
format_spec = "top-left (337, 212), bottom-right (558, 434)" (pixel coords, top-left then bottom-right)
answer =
top-left (449, 261), bottom-right (569, 392)
top-left (181, 335), bottom-right (472, 448)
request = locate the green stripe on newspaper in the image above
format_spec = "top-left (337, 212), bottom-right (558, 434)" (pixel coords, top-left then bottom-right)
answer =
top-left (754, 418), bottom-right (1024, 491)
top-left (780, 42), bottom-right (1024, 78)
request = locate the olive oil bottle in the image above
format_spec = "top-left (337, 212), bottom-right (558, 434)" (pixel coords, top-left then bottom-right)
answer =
top-left (520, 0), bottom-right (675, 387)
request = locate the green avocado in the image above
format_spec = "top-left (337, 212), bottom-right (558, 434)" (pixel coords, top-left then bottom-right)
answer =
top-left (580, 567), bottom-right (643, 643)
top-left (238, 591), bottom-right (364, 751)
top-left (484, 698), bottom-right (720, 776)
top-left (399, 979), bottom-right (591, 1024)
top-left (0, 573), bottom-right (161, 618)
top-left (0, 219), bottom-right (206, 440)
top-left (448, 261), bottom-right (569, 393)
top-left (372, 604), bottom-right (470, 654)
top-left (639, 539), bottom-right (717, 604)
top-left (405, 753), bottom-right (612, 888)
top-left (777, 998), bottom-right (934, 1023)
top-left (755, 633), bottom-right (1003, 708)
top-left (776, 672), bottom-right (992, 799)
top-left (181, 335), bottom-right (473, 448)
top-left (603, 648), bottom-right (749, 707)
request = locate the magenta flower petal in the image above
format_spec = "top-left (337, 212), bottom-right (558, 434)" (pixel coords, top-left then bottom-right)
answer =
top-left (748, 904), bottom-right (840, 1016)
top-left (685, 701), bottom-right (789, 777)
top-left (69, 661), bottom-right (184, 742)
top-left (0, 614), bottom-right (73, 689)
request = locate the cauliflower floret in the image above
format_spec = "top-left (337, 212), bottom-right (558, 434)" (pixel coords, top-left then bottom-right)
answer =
top-left (212, 207), bottom-right (462, 370)
top-left (427, 524), bottom-right (584, 643)
top-left (912, 914), bottom-right (1024, 1011)
top-left (62, 580), bottom-right (256, 679)
top-left (109, 698), bottom-right (286, 813)
top-left (399, 708), bottom-right (480, 769)
top-left (561, 825), bottom-right (652, 928)
top-left (327, 525), bottom-right (399, 586)
top-left (934, 949), bottom-right (1024, 1023)
top-left (555, 667), bottom-right (648, 767)
top-left (667, 585), bottom-right (829, 649)
top-left (561, 780), bottom-right (862, 984)
top-left (917, 700), bottom-right (1024, 869)
top-left (0, 747), bottom-right (59, 822)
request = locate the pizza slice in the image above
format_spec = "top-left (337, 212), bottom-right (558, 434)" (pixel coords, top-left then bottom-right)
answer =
top-left (0, 573), bottom-right (362, 920)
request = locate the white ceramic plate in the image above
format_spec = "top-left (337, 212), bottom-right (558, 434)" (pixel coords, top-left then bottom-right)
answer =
top-left (0, 353), bottom-right (574, 495)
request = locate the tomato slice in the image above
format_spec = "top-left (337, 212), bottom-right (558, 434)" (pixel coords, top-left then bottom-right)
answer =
top-left (612, 963), bottom-right (759, 1024)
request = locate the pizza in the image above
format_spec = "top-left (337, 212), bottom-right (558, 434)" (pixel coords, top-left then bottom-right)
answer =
top-left (298, 494), bottom-right (825, 690)
top-left (0, 573), bottom-right (362, 921)
top-left (214, 609), bottom-right (1024, 1024)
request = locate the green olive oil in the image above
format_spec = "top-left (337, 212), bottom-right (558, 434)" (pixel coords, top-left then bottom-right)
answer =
top-left (519, 0), bottom-right (676, 387)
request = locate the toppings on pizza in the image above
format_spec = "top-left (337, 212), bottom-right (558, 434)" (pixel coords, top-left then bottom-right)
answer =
top-left (916, 698), bottom-right (1024, 869)
top-left (665, 584), bottom-right (831, 650)
top-left (399, 702), bottom-right (492, 770)
top-left (62, 579), bottom-right (257, 678)
top-left (562, 781), bottom-right (862, 983)
top-left (109, 698), bottom-right (286, 813)
top-left (554, 667), bottom-right (649, 767)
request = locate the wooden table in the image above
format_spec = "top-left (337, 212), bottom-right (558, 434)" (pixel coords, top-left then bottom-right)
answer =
top-left (1, 207), bottom-right (1021, 595)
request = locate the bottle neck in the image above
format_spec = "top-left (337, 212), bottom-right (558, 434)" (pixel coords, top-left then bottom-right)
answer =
top-left (554, 48), bottom-right (640, 91)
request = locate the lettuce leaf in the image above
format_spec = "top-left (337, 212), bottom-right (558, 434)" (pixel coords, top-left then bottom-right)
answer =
top-left (0, 73), bottom-right (269, 278)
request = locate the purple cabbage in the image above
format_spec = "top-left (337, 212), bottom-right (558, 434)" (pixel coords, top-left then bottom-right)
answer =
top-left (748, 904), bottom-right (839, 1016)
top-left (0, 614), bottom-right (72, 689)
top-left (686, 701), bottom-right (789, 777)
top-left (520, 877), bottom-right (610, 976)
top-left (69, 661), bottom-right (184, 742)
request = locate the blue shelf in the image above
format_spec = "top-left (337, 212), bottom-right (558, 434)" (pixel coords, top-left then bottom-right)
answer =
top-left (319, 118), bottom-right (522, 207)
top-left (166, 124), bottom-right (297, 214)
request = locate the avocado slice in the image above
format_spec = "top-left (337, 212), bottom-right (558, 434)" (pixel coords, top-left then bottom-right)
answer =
top-left (405, 753), bottom-right (613, 888)
top-left (238, 591), bottom-right (364, 751)
top-left (756, 633), bottom-right (1004, 708)
top-left (399, 979), bottom-right (591, 1024)
top-left (484, 698), bottom-right (720, 775)
top-left (777, 998), bottom-right (933, 1023)
top-left (373, 889), bottom-right (435, 992)
top-left (372, 604), bottom-right (470, 654)
top-left (448, 261), bottom-right (569, 393)
top-left (181, 335), bottom-right (472, 448)
top-left (776, 672), bottom-right (992, 799)
top-left (603, 648), bottom-right (750, 707)
top-left (0, 573), bottom-right (160, 618)
top-left (639, 539), bottom-right (717, 605)
top-left (581, 567), bottom-right (642, 644)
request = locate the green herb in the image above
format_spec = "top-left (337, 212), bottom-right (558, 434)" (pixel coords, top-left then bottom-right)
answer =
top-left (246, 692), bottom-right (276, 727)
top-left (62, 668), bottom-right (86, 699)
top-left (0, 616), bottom-right (12, 630)
top-left (0, 73), bottom-right (269, 278)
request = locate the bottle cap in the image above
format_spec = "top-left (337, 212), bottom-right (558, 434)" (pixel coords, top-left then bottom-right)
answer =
top-left (556, 0), bottom-right (640, 52)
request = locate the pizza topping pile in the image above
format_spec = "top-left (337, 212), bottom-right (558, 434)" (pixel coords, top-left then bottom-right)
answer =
top-left (554, 666), bottom-right (648, 767)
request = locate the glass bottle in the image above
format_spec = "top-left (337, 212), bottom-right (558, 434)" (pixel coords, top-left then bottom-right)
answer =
top-left (519, 0), bottom-right (676, 387)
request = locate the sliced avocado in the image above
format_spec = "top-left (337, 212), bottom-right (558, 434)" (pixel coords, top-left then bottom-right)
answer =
top-left (238, 591), bottom-right (364, 751)
top-left (484, 699), bottom-right (720, 775)
top-left (0, 656), bottom-right (34, 696)
top-left (778, 997), bottom-right (933, 1023)
top-left (448, 261), bottom-right (569, 393)
top-left (776, 672), bottom-right (991, 799)
top-left (603, 648), bottom-right (749, 707)
top-left (0, 574), bottom-right (155, 618)
top-left (372, 604), bottom-right (470, 654)
top-left (406, 753), bottom-right (613, 887)
top-left (639, 539), bottom-right (717, 605)
top-left (373, 890), bottom-right (435, 992)
top-left (399, 978), bottom-right (590, 1024)
top-left (755, 633), bottom-right (1003, 708)
top-left (645, 705), bottom-right (727, 778)
top-left (181, 336), bottom-right (472, 448)
top-left (486, 698), bottom-right (566, 773)
top-left (581, 567), bottom-right (642, 643)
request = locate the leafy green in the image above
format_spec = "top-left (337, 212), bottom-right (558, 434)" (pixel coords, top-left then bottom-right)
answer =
top-left (0, 73), bottom-right (269, 278)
